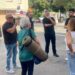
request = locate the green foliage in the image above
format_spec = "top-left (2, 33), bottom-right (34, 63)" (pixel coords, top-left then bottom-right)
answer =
top-left (29, 0), bottom-right (51, 18)
top-left (52, 6), bottom-right (65, 12)
top-left (29, 0), bottom-right (75, 18)
top-left (53, 0), bottom-right (75, 11)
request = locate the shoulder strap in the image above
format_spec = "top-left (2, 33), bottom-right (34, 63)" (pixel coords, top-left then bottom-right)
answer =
top-left (20, 29), bottom-right (33, 51)
top-left (20, 29), bottom-right (28, 51)
top-left (29, 29), bottom-right (33, 39)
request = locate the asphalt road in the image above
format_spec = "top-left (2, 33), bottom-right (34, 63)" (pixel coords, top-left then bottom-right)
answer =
top-left (0, 31), bottom-right (69, 75)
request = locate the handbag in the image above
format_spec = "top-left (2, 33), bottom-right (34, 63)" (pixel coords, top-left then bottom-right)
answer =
top-left (33, 56), bottom-right (42, 65)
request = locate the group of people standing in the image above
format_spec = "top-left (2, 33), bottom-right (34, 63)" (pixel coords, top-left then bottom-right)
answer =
top-left (2, 8), bottom-right (75, 75)
top-left (2, 10), bottom-right (59, 75)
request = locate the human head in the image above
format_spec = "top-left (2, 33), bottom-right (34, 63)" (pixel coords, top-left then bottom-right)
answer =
top-left (68, 8), bottom-right (75, 17)
top-left (43, 9), bottom-right (50, 17)
top-left (26, 12), bottom-right (33, 18)
top-left (6, 14), bottom-right (14, 23)
top-left (67, 18), bottom-right (75, 31)
top-left (20, 16), bottom-right (31, 29)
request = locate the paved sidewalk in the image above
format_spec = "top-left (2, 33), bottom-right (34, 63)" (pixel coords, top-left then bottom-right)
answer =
top-left (0, 23), bottom-right (69, 75)
top-left (0, 32), bottom-right (69, 75)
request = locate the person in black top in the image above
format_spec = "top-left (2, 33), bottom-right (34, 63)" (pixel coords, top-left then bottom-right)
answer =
top-left (64, 8), bottom-right (75, 29)
top-left (42, 9), bottom-right (59, 57)
top-left (2, 14), bottom-right (17, 73)
top-left (26, 12), bottom-right (34, 30)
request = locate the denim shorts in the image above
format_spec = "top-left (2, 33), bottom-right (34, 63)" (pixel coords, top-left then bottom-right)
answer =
top-left (67, 50), bottom-right (75, 75)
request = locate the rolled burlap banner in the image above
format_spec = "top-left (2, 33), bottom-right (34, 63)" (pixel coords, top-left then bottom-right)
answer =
top-left (22, 36), bottom-right (48, 61)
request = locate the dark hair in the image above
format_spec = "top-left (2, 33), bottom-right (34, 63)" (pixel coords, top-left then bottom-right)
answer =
top-left (69, 8), bottom-right (75, 12)
top-left (26, 12), bottom-right (29, 16)
top-left (68, 18), bottom-right (75, 31)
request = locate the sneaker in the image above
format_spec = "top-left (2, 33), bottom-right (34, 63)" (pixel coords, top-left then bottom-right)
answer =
top-left (53, 54), bottom-right (59, 57)
top-left (5, 69), bottom-right (15, 73)
top-left (13, 65), bottom-right (21, 70)
top-left (65, 57), bottom-right (68, 61)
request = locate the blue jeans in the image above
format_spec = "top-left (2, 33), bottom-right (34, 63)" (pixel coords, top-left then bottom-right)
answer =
top-left (67, 50), bottom-right (75, 75)
top-left (5, 43), bottom-right (17, 70)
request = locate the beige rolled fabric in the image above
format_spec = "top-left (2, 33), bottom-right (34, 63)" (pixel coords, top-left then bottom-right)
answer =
top-left (22, 36), bottom-right (48, 61)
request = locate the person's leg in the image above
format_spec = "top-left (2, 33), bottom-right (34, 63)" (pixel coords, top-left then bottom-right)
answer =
top-left (67, 51), bottom-right (75, 75)
top-left (44, 34), bottom-right (50, 54)
top-left (6, 45), bottom-right (12, 70)
top-left (51, 33), bottom-right (59, 57)
top-left (12, 43), bottom-right (17, 67)
top-left (51, 33), bottom-right (56, 54)
top-left (28, 60), bottom-right (34, 75)
top-left (20, 61), bottom-right (28, 75)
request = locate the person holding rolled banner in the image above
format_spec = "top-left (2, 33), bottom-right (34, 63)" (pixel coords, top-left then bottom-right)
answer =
top-left (22, 36), bottom-right (48, 61)
top-left (18, 16), bottom-right (48, 75)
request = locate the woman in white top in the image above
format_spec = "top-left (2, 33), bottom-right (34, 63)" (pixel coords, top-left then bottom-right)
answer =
top-left (66, 17), bottom-right (75, 75)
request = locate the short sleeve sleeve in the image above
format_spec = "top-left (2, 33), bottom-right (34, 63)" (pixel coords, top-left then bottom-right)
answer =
top-left (3, 24), bottom-right (10, 31)
top-left (43, 18), bottom-right (46, 25)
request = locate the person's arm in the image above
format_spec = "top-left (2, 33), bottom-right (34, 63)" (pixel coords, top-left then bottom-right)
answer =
top-left (6, 24), bottom-right (16, 33)
top-left (66, 31), bottom-right (74, 53)
top-left (43, 17), bottom-right (56, 27)
top-left (49, 17), bottom-right (56, 25)
top-left (44, 24), bottom-right (52, 27)
top-left (43, 18), bottom-right (52, 27)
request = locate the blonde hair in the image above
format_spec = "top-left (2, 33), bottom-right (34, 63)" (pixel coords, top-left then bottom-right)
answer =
top-left (67, 18), bottom-right (75, 31)
top-left (20, 16), bottom-right (31, 28)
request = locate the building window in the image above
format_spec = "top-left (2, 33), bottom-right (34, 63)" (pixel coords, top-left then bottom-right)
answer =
top-left (6, 0), bottom-right (13, 2)
top-left (0, 10), bottom-right (16, 14)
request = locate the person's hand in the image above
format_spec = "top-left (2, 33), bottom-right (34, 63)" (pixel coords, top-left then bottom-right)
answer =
top-left (70, 50), bottom-right (75, 56)
top-left (13, 25), bottom-right (16, 29)
top-left (70, 52), bottom-right (74, 56)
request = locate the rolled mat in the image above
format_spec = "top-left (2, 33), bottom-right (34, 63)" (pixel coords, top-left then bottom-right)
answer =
top-left (22, 36), bottom-right (48, 61)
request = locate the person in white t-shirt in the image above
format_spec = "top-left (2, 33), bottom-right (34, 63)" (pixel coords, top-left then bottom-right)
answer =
top-left (66, 17), bottom-right (75, 75)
